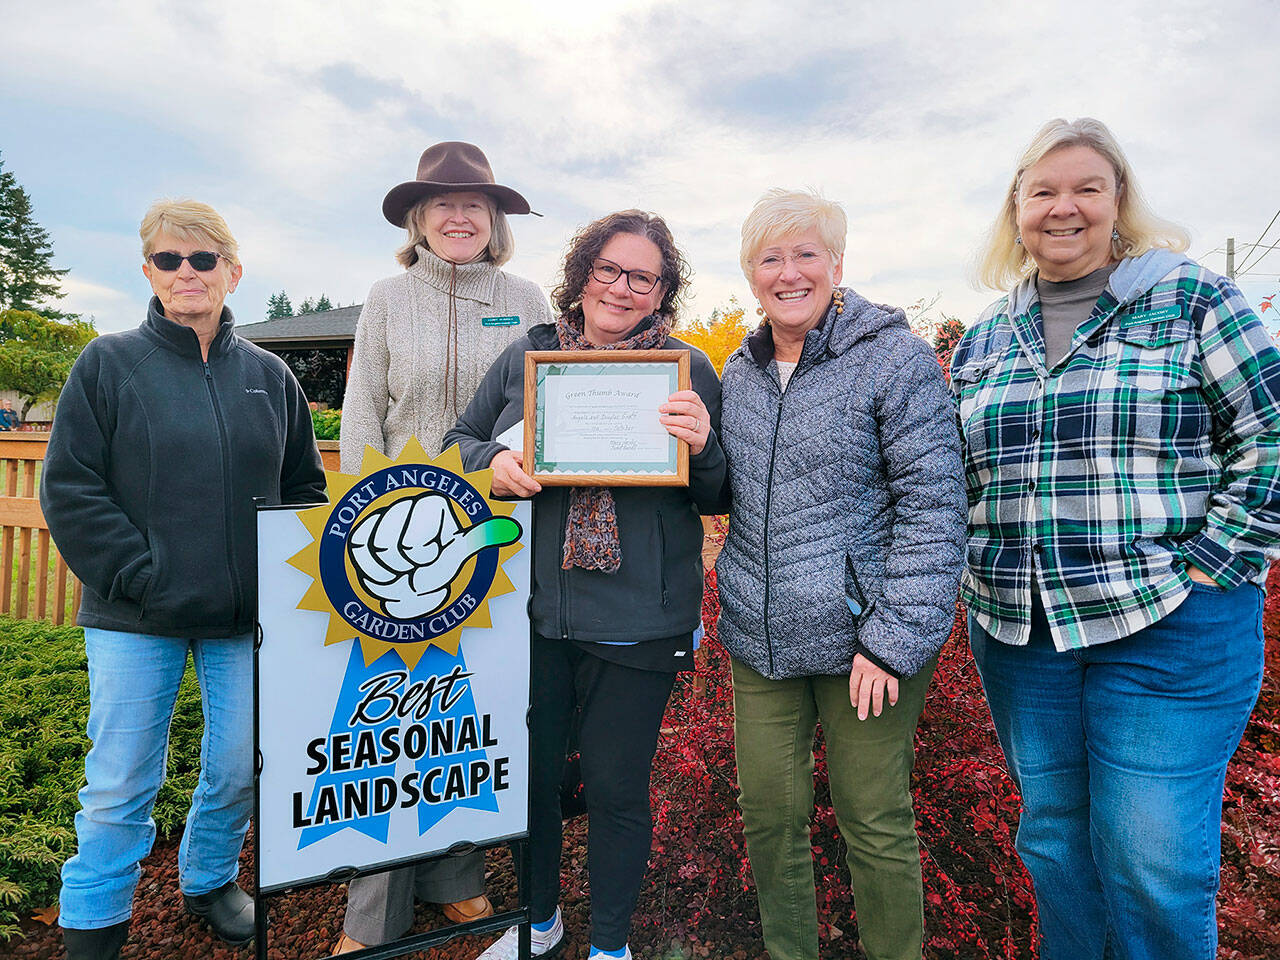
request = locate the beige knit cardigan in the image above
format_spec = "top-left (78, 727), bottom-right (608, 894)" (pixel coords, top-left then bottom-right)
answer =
top-left (339, 246), bottom-right (552, 472)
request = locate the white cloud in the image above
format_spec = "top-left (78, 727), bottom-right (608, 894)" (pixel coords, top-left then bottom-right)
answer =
top-left (3, 0), bottom-right (1276, 336)
top-left (59, 276), bottom-right (143, 332)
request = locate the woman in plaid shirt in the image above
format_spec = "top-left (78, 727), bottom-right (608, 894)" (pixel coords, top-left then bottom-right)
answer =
top-left (952, 118), bottom-right (1280, 960)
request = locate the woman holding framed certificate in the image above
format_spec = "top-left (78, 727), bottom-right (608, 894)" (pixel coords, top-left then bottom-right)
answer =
top-left (445, 210), bottom-right (726, 960)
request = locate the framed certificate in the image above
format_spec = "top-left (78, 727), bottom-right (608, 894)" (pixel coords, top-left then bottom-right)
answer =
top-left (522, 350), bottom-right (691, 486)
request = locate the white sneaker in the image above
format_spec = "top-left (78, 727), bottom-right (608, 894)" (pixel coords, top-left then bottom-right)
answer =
top-left (587, 947), bottom-right (632, 960)
top-left (476, 907), bottom-right (564, 959)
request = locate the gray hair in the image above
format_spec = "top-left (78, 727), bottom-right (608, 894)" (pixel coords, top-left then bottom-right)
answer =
top-left (140, 198), bottom-right (240, 267)
top-left (740, 188), bottom-right (847, 280)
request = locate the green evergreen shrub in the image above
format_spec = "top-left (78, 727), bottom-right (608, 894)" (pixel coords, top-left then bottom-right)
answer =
top-left (312, 407), bottom-right (342, 440)
top-left (0, 617), bottom-right (204, 940)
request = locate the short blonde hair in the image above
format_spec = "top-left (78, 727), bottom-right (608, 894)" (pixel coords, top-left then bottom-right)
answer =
top-left (394, 193), bottom-right (514, 269)
top-left (140, 199), bottom-right (240, 267)
top-left (740, 188), bottom-right (847, 280)
top-left (975, 117), bottom-right (1190, 291)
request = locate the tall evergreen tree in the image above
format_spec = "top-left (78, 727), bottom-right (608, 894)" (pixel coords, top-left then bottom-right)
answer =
top-left (266, 290), bottom-right (294, 319)
top-left (0, 153), bottom-right (69, 313)
top-left (297, 294), bottom-right (334, 315)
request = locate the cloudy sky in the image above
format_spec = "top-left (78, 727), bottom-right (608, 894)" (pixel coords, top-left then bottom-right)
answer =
top-left (3, 0), bottom-right (1278, 334)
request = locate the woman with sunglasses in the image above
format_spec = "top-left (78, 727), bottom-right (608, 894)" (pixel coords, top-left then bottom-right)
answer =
top-left (445, 210), bottom-right (725, 960)
top-left (333, 141), bottom-right (551, 953)
top-left (42, 199), bottom-right (326, 960)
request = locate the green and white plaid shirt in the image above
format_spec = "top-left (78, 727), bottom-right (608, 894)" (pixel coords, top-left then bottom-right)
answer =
top-left (951, 250), bottom-right (1280, 650)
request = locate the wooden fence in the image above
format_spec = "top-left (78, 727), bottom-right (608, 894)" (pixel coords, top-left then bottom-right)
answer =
top-left (0, 433), bottom-right (79, 623)
top-left (0, 435), bottom-right (341, 625)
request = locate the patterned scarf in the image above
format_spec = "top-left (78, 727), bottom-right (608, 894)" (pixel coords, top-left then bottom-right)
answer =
top-left (557, 310), bottom-right (674, 573)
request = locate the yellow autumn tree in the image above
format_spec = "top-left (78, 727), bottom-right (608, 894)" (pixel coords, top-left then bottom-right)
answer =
top-left (676, 300), bottom-right (755, 374)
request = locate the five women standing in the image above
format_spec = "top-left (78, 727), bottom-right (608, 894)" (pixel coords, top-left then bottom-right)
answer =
top-left (39, 123), bottom-right (1275, 960)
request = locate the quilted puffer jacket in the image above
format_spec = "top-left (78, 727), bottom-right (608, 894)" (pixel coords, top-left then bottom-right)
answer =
top-left (716, 288), bottom-right (966, 678)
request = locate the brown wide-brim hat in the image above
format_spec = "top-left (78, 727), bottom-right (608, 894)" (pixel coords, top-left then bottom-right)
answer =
top-left (382, 141), bottom-right (534, 227)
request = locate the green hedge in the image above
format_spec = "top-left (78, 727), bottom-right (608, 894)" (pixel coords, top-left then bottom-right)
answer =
top-left (0, 618), bottom-right (204, 940)
top-left (312, 407), bottom-right (341, 440)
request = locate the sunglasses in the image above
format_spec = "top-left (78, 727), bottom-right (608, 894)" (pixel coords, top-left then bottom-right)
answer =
top-left (147, 251), bottom-right (224, 272)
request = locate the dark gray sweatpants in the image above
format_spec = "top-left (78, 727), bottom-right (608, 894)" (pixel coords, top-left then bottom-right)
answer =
top-left (342, 852), bottom-right (485, 944)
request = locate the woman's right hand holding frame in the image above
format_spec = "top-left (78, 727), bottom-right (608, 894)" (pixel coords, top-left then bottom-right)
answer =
top-left (490, 448), bottom-right (542, 498)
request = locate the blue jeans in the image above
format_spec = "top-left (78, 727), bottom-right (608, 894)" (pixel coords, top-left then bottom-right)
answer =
top-left (59, 628), bottom-right (255, 930)
top-left (969, 582), bottom-right (1264, 960)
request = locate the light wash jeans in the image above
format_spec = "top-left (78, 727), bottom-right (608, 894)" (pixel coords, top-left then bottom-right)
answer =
top-left (969, 581), bottom-right (1265, 960)
top-left (59, 628), bottom-right (254, 930)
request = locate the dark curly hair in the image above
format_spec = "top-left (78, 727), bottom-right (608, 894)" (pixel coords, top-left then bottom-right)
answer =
top-left (551, 210), bottom-right (691, 320)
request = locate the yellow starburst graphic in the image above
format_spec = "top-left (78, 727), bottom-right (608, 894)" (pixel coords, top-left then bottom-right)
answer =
top-left (287, 440), bottom-right (523, 670)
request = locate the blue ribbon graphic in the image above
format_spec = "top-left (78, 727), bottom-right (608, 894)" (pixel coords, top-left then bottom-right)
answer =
top-left (298, 642), bottom-right (499, 850)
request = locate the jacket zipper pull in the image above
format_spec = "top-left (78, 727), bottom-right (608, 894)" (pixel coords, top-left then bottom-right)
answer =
top-left (204, 361), bottom-right (212, 380)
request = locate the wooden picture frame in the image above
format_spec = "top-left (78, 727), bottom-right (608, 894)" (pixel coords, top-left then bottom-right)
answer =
top-left (522, 350), bottom-right (691, 486)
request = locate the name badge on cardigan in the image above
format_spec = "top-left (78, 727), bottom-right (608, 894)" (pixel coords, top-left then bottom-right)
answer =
top-left (482, 315), bottom-right (520, 327)
top-left (1121, 305), bottom-right (1182, 327)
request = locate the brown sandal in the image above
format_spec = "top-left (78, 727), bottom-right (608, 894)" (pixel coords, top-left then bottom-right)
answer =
top-left (332, 932), bottom-right (368, 954)
top-left (441, 894), bottom-right (495, 925)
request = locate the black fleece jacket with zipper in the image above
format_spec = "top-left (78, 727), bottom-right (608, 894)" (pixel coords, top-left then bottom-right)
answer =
top-left (41, 298), bottom-right (327, 638)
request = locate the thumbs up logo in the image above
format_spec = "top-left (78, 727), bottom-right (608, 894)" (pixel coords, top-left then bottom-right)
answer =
top-left (349, 492), bottom-right (521, 619)
top-left (290, 442), bottom-right (525, 662)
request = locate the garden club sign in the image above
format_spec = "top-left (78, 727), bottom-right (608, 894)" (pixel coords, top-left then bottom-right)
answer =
top-left (255, 441), bottom-right (531, 893)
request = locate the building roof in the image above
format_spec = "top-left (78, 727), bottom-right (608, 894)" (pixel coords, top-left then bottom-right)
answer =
top-left (237, 304), bottom-right (361, 349)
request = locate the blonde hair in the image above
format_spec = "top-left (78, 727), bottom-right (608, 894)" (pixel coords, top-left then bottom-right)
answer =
top-left (975, 117), bottom-right (1190, 291)
top-left (740, 188), bottom-right (847, 280)
top-left (394, 193), bottom-right (514, 268)
top-left (139, 199), bottom-right (240, 267)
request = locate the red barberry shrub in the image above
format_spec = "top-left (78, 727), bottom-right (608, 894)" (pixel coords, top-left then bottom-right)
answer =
top-left (1217, 569), bottom-right (1280, 960)
top-left (932, 317), bottom-right (967, 384)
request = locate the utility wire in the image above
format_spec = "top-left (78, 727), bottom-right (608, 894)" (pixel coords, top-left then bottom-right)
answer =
top-left (1239, 240), bottom-right (1280, 275)
top-left (1237, 208), bottom-right (1280, 274)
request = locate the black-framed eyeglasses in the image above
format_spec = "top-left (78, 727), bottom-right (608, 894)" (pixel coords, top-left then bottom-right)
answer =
top-left (590, 258), bottom-right (661, 295)
top-left (147, 251), bottom-right (224, 272)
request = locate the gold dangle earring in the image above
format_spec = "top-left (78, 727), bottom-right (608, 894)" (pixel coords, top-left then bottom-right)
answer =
top-left (756, 305), bottom-right (770, 325)
top-left (832, 288), bottom-right (845, 315)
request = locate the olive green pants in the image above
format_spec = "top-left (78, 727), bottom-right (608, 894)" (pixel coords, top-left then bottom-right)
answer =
top-left (731, 656), bottom-right (936, 960)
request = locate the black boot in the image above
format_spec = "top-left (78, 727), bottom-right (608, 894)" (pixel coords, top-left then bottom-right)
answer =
top-left (183, 879), bottom-right (256, 944)
top-left (62, 920), bottom-right (129, 960)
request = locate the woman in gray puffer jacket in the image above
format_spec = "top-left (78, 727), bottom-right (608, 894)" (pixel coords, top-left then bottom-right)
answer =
top-left (716, 188), bottom-right (966, 960)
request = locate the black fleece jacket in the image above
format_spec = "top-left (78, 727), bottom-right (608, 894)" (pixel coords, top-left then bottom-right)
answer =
top-left (41, 299), bottom-right (327, 638)
top-left (443, 320), bottom-right (726, 643)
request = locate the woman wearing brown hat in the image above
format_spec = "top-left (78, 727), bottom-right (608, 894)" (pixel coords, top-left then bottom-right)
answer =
top-left (334, 141), bottom-right (551, 954)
